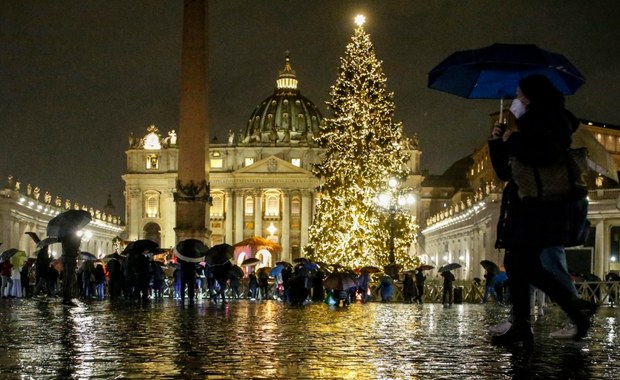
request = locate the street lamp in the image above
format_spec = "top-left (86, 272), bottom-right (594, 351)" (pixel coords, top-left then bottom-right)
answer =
top-left (375, 177), bottom-right (416, 268)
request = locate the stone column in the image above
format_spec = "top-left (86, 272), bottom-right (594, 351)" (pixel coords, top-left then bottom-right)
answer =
top-left (254, 190), bottom-right (263, 237)
top-left (300, 190), bottom-right (312, 248)
top-left (281, 191), bottom-right (290, 261)
top-left (225, 190), bottom-right (234, 244)
top-left (174, 0), bottom-right (210, 243)
top-left (594, 219), bottom-right (606, 276)
top-left (235, 191), bottom-right (244, 243)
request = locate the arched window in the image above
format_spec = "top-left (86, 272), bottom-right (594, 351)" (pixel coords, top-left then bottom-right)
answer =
top-left (144, 191), bottom-right (160, 218)
top-left (264, 190), bottom-right (280, 217)
top-left (211, 193), bottom-right (224, 217)
top-left (291, 197), bottom-right (301, 215)
top-left (245, 196), bottom-right (254, 215)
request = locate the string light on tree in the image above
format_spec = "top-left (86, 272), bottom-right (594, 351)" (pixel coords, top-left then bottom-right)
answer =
top-left (306, 15), bottom-right (419, 270)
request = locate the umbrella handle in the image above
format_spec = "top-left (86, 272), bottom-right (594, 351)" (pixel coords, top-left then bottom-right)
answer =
top-left (499, 97), bottom-right (503, 124)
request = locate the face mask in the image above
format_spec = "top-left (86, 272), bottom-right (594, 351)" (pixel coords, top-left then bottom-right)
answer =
top-left (510, 98), bottom-right (527, 119)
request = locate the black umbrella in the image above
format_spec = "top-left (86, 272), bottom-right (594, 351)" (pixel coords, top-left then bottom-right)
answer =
top-left (416, 264), bottom-right (435, 272)
top-left (438, 263), bottom-right (462, 273)
top-left (124, 239), bottom-right (159, 255)
top-left (24, 232), bottom-right (41, 243)
top-left (80, 251), bottom-right (98, 261)
top-left (241, 257), bottom-right (261, 266)
top-left (0, 248), bottom-right (20, 263)
top-left (102, 252), bottom-right (125, 263)
top-left (480, 260), bottom-right (500, 275)
top-left (174, 239), bottom-right (208, 263)
top-left (204, 243), bottom-right (233, 266)
top-left (230, 265), bottom-right (245, 279)
top-left (46, 210), bottom-right (92, 241)
top-left (323, 272), bottom-right (358, 290)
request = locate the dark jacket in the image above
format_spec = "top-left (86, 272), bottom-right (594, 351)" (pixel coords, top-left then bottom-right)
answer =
top-left (489, 106), bottom-right (579, 251)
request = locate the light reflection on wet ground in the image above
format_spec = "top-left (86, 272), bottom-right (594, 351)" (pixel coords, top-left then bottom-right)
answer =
top-left (0, 298), bottom-right (618, 379)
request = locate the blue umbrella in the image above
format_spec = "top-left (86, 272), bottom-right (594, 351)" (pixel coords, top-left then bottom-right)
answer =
top-left (428, 43), bottom-right (585, 99)
top-left (270, 265), bottom-right (284, 277)
top-left (304, 262), bottom-right (319, 271)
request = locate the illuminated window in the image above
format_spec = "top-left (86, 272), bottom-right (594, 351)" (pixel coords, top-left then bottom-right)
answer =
top-left (146, 154), bottom-right (159, 169)
top-left (291, 197), bottom-right (301, 215)
top-left (210, 159), bottom-right (223, 169)
top-left (244, 158), bottom-right (255, 167)
top-left (265, 191), bottom-right (280, 217)
top-left (291, 158), bottom-right (301, 167)
top-left (245, 196), bottom-right (254, 215)
top-left (211, 194), bottom-right (224, 217)
top-left (144, 191), bottom-right (160, 218)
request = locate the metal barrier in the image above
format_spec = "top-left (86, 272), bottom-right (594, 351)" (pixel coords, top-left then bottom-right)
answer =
top-left (367, 280), bottom-right (620, 305)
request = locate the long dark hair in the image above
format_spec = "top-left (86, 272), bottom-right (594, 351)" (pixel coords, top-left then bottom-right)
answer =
top-left (519, 74), bottom-right (565, 109)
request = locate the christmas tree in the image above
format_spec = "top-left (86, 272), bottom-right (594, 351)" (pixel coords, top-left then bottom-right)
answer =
top-left (306, 16), bottom-right (418, 269)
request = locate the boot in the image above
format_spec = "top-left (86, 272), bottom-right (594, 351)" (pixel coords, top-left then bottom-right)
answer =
top-left (491, 321), bottom-right (533, 347)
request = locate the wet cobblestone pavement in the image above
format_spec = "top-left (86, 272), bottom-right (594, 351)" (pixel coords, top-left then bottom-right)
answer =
top-left (0, 298), bottom-right (618, 379)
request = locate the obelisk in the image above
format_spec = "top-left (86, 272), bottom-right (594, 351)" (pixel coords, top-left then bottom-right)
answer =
top-left (174, 0), bottom-right (211, 243)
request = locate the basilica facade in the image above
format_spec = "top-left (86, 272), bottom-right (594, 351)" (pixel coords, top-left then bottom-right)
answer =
top-left (122, 56), bottom-right (424, 264)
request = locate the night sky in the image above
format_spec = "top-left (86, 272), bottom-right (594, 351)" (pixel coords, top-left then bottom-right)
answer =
top-left (1, 1), bottom-right (619, 215)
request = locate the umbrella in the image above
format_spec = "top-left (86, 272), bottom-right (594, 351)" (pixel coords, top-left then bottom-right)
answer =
top-left (303, 262), bottom-right (319, 271)
top-left (323, 272), bottom-right (358, 290)
top-left (480, 260), bottom-right (500, 275)
top-left (0, 248), bottom-right (20, 262)
top-left (257, 266), bottom-right (272, 278)
top-left (241, 257), bottom-right (261, 266)
top-left (102, 252), bottom-right (125, 263)
top-left (360, 265), bottom-right (381, 274)
top-left (24, 232), bottom-right (41, 243)
top-left (10, 250), bottom-right (27, 268)
top-left (276, 261), bottom-right (292, 267)
top-left (46, 210), bottom-right (92, 241)
top-left (204, 243), bottom-right (234, 266)
top-left (428, 43), bottom-right (585, 121)
top-left (269, 265), bottom-right (284, 277)
top-left (572, 125), bottom-right (619, 182)
top-left (293, 257), bottom-right (309, 263)
top-left (230, 265), bottom-right (245, 279)
top-left (80, 251), bottom-right (98, 261)
top-left (233, 236), bottom-right (282, 252)
top-left (174, 239), bottom-right (208, 263)
top-left (36, 237), bottom-right (59, 249)
top-left (438, 263), bottom-right (462, 273)
top-left (124, 239), bottom-right (159, 255)
top-left (416, 264), bottom-right (434, 272)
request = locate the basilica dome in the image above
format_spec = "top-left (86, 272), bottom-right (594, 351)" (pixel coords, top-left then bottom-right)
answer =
top-left (241, 55), bottom-right (323, 146)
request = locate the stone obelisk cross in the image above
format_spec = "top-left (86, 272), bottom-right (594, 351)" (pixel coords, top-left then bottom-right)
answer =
top-left (174, 0), bottom-right (211, 243)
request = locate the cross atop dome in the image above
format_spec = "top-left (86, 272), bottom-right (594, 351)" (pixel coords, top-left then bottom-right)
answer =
top-left (276, 52), bottom-right (298, 91)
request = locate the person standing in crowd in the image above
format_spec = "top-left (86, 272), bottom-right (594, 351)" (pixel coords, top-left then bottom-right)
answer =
top-left (258, 269), bottom-right (269, 300)
top-left (605, 272), bottom-right (619, 307)
top-left (248, 272), bottom-right (258, 300)
top-left (32, 246), bottom-right (51, 297)
top-left (441, 270), bottom-right (455, 307)
top-left (0, 259), bottom-right (13, 298)
top-left (312, 270), bottom-right (325, 302)
top-left (93, 262), bottom-right (106, 299)
top-left (402, 272), bottom-right (417, 303)
top-left (482, 270), bottom-right (498, 303)
top-left (357, 271), bottom-right (370, 303)
top-left (488, 74), bottom-right (597, 345)
top-left (106, 257), bottom-right (123, 300)
top-left (151, 261), bottom-right (165, 300)
top-left (415, 270), bottom-right (426, 304)
top-left (179, 260), bottom-right (197, 305)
